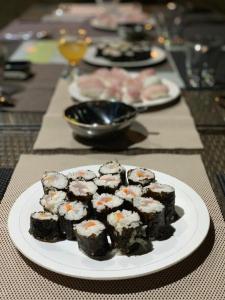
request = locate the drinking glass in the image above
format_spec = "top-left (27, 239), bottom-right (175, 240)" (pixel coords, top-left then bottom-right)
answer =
top-left (185, 40), bottom-right (222, 88)
top-left (58, 29), bottom-right (90, 79)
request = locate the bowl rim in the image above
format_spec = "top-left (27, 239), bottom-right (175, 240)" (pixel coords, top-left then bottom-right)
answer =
top-left (64, 100), bottom-right (137, 129)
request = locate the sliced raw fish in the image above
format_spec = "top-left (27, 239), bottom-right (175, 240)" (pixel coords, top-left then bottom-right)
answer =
top-left (141, 84), bottom-right (169, 101)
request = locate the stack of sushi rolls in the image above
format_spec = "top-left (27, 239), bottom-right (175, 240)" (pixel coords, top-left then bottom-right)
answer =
top-left (92, 193), bottom-right (124, 221)
top-left (133, 197), bottom-right (165, 240)
top-left (40, 190), bottom-right (67, 214)
top-left (142, 183), bottom-right (175, 224)
top-left (94, 174), bottom-right (121, 194)
top-left (107, 210), bottom-right (151, 255)
top-left (115, 185), bottom-right (142, 209)
top-left (29, 161), bottom-right (177, 259)
top-left (75, 220), bottom-right (109, 258)
top-left (41, 171), bottom-right (68, 193)
top-left (68, 180), bottom-right (97, 203)
top-left (99, 160), bottom-right (126, 184)
top-left (127, 168), bottom-right (155, 186)
top-left (58, 201), bottom-right (88, 240)
top-left (29, 212), bottom-right (62, 242)
top-left (96, 40), bottom-right (152, 62)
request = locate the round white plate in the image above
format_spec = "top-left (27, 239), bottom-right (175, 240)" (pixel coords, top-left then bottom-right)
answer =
top-left (84, 45), bottom-right (166, 68)
top-left (69, 76), bottom-right (181, 109)
top-left (90, 17), bottom-right (156, 32)
top-left (8, 165), bottom-right (210, 280)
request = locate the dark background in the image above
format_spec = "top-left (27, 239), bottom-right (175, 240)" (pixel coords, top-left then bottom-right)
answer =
top-left (0, 0), bottom-right (224, 30)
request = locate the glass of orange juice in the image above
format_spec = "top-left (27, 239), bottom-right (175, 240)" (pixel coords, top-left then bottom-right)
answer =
top-left (58, 29), bottom-right (90, 79)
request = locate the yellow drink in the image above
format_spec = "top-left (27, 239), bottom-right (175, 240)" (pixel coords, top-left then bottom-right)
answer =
top-left (58, 38), bottom-right (87, 65)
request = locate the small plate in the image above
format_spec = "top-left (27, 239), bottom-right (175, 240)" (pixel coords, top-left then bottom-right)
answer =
top-left (84, 45), bottom-right (167, 68)
top-left (69, 75), bottom-right (181, 109)
top-left (8, 165), bottom-right (210, 280)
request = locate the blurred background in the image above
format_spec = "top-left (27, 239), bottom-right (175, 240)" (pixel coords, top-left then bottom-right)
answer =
top-left (1, 1), bottom-right (225, 30)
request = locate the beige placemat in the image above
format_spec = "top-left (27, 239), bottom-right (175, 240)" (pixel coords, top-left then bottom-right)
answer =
top-left (1, 154), bottom-right (225, 299)
top-left (34, 79), bottom-right (203, 150)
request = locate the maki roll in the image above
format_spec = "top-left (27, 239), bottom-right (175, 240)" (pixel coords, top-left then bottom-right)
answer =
top-left (142, 182), bottom-right (175, 224)
top-left (58, 201), bottom-right (88, 240)
top-left (29, 211), bottom-right (62, 242)
top-left (68, 169), bottom-right (96, 182)
top-left (115, 185), bottom-right (142, 209)
top-left (41, 171), bottom-right (68, 194)
top-left (75, 219), bottom-right (110, 258)
top-left (94, 174), bottom-right (121, 194)
top-left (127, 168), bottom-right (155, 186)
top-left (133, 197), bottom-right (165, 240)
top-left (40, 190), bottom-right (67, 214)
top-left (99, 161), bottom-right (126, 184)
top-left (68, 180), bottom-right (97, 204)
top-left (107, 210), bottom-right (152, 255)
top-left (92, 193), bottom-right (124, 221)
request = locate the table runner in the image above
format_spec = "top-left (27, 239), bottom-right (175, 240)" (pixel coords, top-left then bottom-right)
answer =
top-left (1, 153), bottom-right (224, 299)
top-left (33, 79), bottom-right (202, 150)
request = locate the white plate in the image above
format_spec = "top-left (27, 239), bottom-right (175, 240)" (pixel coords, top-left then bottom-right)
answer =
top-left (90, 17), bottom-right (156, 32)
top-left (8, 165), bottom-right (210, 280)
top-left (84, 45), bottom-right (167, 68)
top-left (68, 76), bottom-right (181, 109)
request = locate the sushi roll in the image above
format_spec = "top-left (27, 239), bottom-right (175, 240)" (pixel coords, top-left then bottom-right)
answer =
top-left (41, 171), bottom-right (68, 194)
top-left (58, 201), bottom-right (88, 240)
top-left (68, 169), bottom-right (96, 182)
top-left (68, 180), bottom-right (97, 204)
top-left (133, 197), bottom-right (165, 240)
top-left (94, 174), bottom-right (121, 194)
top-left (40, 190), bottom-right (67, 214)
top-left (99, 161), bottom-right (126, 184)
top-left (142, 182), bottom-right (175, 224)
top-left (29, 211), bottom-right (62, 242)
top-left (75, 219), bottom-right (110, 258)
top-left (115, 185), bottom-right (142, 209)
top-left (107, 210), bottom-right (152, 255)
top-left (127, 168), bottom-right (155, 187)
top-left (92, 193), bottom-right (124, 221)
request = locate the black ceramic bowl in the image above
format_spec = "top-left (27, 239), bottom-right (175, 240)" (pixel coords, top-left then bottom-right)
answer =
top-left (64, 100), bottom-right (137, 139)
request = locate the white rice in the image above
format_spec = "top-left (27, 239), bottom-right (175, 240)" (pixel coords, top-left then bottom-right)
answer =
top-left (40, 190), bottom-right (66, 214)
top-left (58, 201), bottom-right (88, 221)
top-left (144, 182), bottom-right (175, 194)
top-left (32, 211), bottom-right (58, 221)
top-left (94, 174), bottom-right (121, 188)
top-left (99, 161), bottom-right (122, 175)
top-left (68, 170), bottom-right (96, 181)
top-left (75, 220), bottom-right (105, 237)
top-left (107, 209), bottom-right (141, 234)
top-left (42, 171), bottom-right (68, 189)
top-left (133, 197), bottom-right (164, 214)
top-left (128, 168), bottom-right (155, 182)
top-left (69, 181), bottom-right (97, 196)
top-left (92, 193), bottom-right (123, 212)
top-left (115, 185), bottom-right (142, 202)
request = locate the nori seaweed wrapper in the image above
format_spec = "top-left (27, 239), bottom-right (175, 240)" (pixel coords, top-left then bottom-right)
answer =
top-left (75, 229), bottom-right (110, 258)
top-left (29, 212), bottom-right (62, 242)
top-left (143, 186), bottom-right (175, 224)
top-left (108, 224), bottom-right (152, 256)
